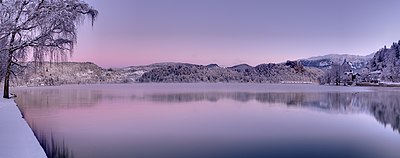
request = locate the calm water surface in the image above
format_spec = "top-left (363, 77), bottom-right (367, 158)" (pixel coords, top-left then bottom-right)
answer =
top-left (13, 84), bottom-right (400, 158)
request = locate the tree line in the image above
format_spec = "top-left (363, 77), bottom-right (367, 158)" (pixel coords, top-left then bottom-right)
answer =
top-left (320, 40), bottom-right (400, 85)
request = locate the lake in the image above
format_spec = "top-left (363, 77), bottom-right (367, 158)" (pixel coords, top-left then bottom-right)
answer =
top-left (13, 83), bottom-right (400, 158)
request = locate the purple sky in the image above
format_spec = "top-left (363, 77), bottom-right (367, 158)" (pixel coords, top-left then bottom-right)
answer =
top-left (72, 0), bottom-right (400, 67)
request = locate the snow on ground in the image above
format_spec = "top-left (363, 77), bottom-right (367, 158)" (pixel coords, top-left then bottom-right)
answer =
top-left (0, 98), bottom-right (47, 158)
top-left (380, 81), bottom-right (400, 86)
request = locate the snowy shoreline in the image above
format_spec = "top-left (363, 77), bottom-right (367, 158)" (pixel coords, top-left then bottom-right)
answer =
top-left (0, 98), bottom-right (47, 158)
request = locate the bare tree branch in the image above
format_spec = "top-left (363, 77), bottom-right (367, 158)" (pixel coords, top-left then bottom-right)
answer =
top-left (0, 0), bottom-right (97, 98)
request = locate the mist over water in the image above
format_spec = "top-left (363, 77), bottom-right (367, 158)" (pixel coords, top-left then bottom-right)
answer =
top-left (13, 84), bottom-right (400, 158)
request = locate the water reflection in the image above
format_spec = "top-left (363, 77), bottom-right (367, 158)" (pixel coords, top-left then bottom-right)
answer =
top-left (15, 88), bottom-right (103, 108)
top-left (15, 87), bottom-right (400, 134)
top-left (31, 125), bottom-right (74, 158)
top-left (144, 92), bottom-right (400, 133)
top-left (13, 85), bottom-right (400, 158)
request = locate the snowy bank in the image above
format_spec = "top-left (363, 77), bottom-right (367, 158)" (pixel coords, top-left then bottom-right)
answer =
top-left (0, 98), bottom-right (47, 158)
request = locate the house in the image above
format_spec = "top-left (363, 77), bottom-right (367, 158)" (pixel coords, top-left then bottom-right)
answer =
top-left (343, 70), bottom-right (360, 85)
top-left (368, 70), bottom-right (382, 83)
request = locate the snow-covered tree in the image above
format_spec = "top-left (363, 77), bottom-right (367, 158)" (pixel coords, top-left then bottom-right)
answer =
top-left (0, 38), bottom-right (6, 80)
top-left (319, 63), bottom-right (343, 85)
top-left (0, 0), bottom-right (97, 98)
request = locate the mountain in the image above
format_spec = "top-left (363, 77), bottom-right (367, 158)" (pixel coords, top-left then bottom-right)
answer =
top-left (299, 53), bottom-right (374, 70)
top-left (7, 40), bottom-right (400, 86)
top-left (227, 64), bottom-right (255, 73)
top-left (11, 62), bottom-right (138, 86)
top-left (138, 61), bottom-right (323, 83)
top-left (306, 54), bottom-right (373, 63)
top-left (205, 64), bottom-right (220, 69)
top-left (5, 61), bottom-right (323, 86)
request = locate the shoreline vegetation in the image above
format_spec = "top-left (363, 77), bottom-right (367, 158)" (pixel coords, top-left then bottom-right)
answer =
top-left (356, 82), bottom-right (400, 87)
top-left (5, 41), bottom-right (400, 88)
top-left (3, 61), bottom-right (324, 87)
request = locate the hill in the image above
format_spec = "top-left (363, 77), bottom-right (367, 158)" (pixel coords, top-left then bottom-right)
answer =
top-left (299, 53), bottom-right (374, 70)
top-left (137, 61), bottom-right (323, 83)
top-left (6, 61), bottom-right (324, 86)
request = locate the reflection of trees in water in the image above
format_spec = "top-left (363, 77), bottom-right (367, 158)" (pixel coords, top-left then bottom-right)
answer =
top-left (14, 89), bottom-right (104, 109)
top-left (366, 94), bottom-right (400, 133)
top-left (146, 92), bottom-right (311, 104)
top-left (144, 92), bottom-right (355, 111)
top-left (32, 127), bottom-right (74, 158)
top-left (144, 92), bottom-right (400, 133)
top-left (14, 88), bottom-right (400, 133)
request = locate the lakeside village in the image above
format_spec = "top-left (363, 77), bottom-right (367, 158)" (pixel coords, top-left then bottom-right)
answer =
top-left (319, 59), bottom-right (400, 87)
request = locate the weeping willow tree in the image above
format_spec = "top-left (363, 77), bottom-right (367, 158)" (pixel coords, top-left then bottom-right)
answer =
top-left (0, 0), bottom-right (97, 98)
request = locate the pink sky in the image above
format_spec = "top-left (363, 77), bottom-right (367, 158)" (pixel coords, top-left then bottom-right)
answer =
top-left (70, 0), bottom-right (400, 68)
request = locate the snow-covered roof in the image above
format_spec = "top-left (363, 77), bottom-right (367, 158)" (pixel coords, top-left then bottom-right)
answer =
top-left (370, 70), bottom-right (382, 74)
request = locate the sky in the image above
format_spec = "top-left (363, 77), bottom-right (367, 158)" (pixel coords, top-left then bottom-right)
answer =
top-left (72, 0), bottom-right (400, 68)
